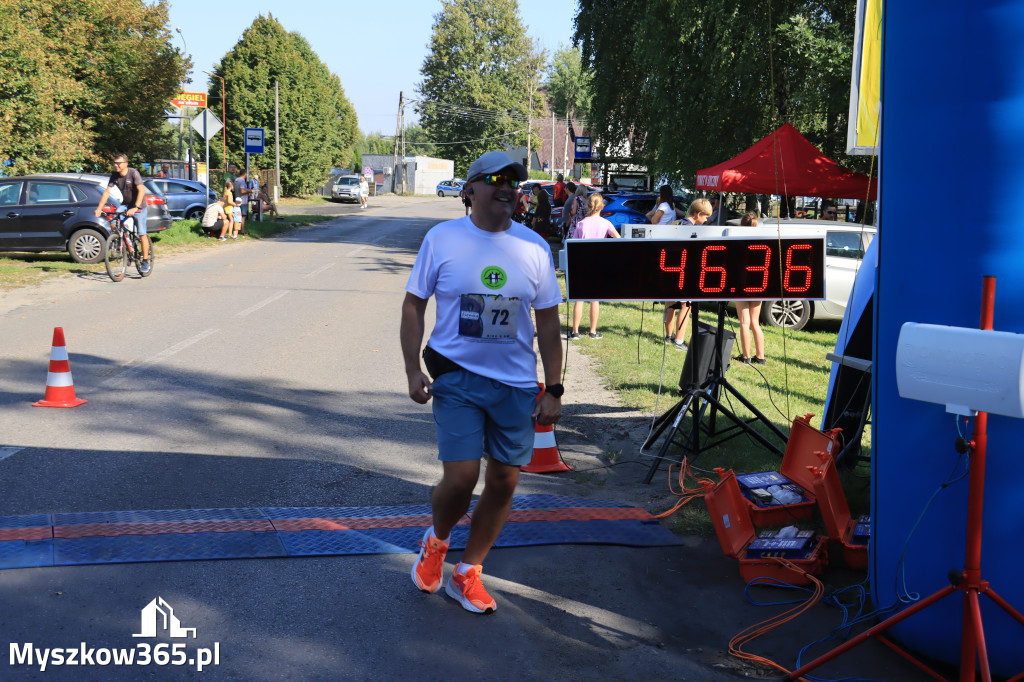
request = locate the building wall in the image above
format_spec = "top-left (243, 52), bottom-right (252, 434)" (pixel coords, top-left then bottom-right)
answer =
top-left (407, 156), bottom-right (454, 195)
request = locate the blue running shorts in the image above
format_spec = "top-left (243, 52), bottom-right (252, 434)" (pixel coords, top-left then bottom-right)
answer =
top-left (430, 369), bottom-right (540, 466)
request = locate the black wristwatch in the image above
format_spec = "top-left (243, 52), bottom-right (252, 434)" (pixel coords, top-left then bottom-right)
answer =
top-left (544, 383), bottom-right (564, 398)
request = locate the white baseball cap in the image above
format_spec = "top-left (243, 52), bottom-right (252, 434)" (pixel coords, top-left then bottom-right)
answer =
top-left (467, 151), bottom-right (528, 182)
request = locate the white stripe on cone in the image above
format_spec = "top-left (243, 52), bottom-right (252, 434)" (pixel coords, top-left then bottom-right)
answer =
top-left (45, 372), bottom-right (74, 387)
top-left (50, 346), bottom-right (69, 361)
top-left (534, 428), bottom-right (557, 449)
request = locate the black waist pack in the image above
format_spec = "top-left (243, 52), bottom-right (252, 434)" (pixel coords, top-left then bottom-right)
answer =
top-left (422, 345), bottom-right (463, 380)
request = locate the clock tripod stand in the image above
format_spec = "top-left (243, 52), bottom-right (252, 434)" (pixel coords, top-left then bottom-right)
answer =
top-left (642, 301), bottom-right (787, 483)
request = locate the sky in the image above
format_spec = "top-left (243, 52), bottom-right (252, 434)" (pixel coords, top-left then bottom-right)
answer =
top-left (166, 0), bottom-right (580, 135)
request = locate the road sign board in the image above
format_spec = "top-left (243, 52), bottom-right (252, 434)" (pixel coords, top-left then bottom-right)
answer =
top-left (191, 109), bottom-right (222, 140)
top-left (363, 166), bottom-right (373, 178)
top-left (574, 136), bottom-right (592, 160)
top-left (171, 91), bottom-right (207, 108)
top-left (244, 128), bottom-right (265, 154)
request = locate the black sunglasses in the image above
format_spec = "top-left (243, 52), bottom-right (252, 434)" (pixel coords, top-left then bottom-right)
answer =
top-left (473, 173), bottom-right (520, 189)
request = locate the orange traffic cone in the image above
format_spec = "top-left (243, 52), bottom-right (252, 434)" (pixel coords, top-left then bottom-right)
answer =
top-left (33, 327), bottom-right (87, 408)
top-left (522, 384), bottom-right (570, 473)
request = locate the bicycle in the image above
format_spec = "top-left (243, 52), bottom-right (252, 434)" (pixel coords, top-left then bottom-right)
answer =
top-left (102, 205), bottom-right (154, 282)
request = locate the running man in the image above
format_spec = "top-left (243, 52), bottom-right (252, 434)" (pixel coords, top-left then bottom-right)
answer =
top-left (401, 150), bottom-right (564, 614)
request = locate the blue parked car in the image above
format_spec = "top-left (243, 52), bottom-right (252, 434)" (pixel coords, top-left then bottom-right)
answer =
top-left (595, 192), bottom-right (690, 231)
top-left (145, 178), bottom-right (218, 221)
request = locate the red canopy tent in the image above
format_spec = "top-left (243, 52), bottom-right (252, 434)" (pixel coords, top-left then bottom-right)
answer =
top-left (694, 123), bottom-right (877, 200)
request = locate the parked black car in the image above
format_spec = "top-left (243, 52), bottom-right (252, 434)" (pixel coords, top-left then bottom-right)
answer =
top-left (29, 173), bottom-right (172, 236)
top-left (0, 176), bottom-right (112, 263)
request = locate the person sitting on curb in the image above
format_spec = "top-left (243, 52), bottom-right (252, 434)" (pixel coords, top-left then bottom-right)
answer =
top-left (567, 192), bottom-right (621, 340)
top-left (200, 197), bottom-right (229, 240)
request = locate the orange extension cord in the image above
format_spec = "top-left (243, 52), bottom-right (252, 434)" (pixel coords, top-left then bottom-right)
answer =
top-left (651, 459), bottom-right (824, 680)
top-left (651, 457), bottom-right (712, 519)
top-left (728, 558), bottom-right (824, 681)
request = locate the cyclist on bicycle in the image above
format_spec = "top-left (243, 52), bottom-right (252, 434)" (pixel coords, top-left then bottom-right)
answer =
top-left (94, 153), bottom-right (150, 272)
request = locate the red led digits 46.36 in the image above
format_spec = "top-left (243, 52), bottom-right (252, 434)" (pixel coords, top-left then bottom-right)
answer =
top-left (565, 237), bottom-right (826, 302)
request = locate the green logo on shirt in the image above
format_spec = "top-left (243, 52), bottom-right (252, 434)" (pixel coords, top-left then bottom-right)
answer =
top-left (480, 266), bottom-right (507, 290)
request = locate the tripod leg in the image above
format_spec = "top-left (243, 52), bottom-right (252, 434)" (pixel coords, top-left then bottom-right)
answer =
top-left (718, 377), bottom-right (788, 445)
top-left (642, 400), bottom-right (685, 450)
top-left (786, 584), bottom-right (956, 680)
top-left (701, 391), bottom-right (784, 456)
top-left (643, 393), bottom-right (696, 484)
top-left (983, 587), bottom-right (1024, 627)
top-left (960, 589), bottom-right (991, 682)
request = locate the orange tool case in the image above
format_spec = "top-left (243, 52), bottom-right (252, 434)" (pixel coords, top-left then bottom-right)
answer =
top-left (703, 468), bottom-right (828, 585)
top-left (734, 414), bottom-right (842, 527)
top-left (811, 450), bottom-right (870, 571)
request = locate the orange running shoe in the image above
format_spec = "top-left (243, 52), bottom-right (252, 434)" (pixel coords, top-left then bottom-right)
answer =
top-left (411, 529), bottom-right (448, 593)
top-left (445, 565), bottom-right (496, 614)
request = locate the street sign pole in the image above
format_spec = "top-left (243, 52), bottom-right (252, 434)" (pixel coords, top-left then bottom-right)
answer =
top-left (191, 109), bottom-right (224, 211)
top-left (204, 118), bottom-right (210, 203)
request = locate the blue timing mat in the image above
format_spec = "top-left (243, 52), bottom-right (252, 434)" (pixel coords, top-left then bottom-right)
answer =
top-left (0, 495), bottom-right (682, 570)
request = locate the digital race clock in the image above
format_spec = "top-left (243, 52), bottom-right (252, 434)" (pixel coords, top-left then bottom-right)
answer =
top-left (564, 237), bottom-right (826, 302)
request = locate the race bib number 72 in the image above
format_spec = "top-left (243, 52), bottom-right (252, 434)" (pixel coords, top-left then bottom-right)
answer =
top-left (458, 294), bottom-right (520, 340)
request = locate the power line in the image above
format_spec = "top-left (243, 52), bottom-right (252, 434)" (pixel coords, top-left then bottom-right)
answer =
top-left (411, 98), bottom-right (587, 128)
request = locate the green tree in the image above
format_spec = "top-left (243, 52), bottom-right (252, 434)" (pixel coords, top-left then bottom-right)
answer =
top-left (544, 45), bottom-right (593, 124)
top-left (210, 15), bottom-right (358, 195)
top-left (0, 0), bottom-right (188, 174)
top-left (574, 0), bottom-right (861, 183)
top-left (417, 0), bottom-right (544, 176)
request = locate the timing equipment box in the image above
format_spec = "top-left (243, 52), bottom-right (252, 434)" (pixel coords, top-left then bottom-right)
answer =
top-left (734, 414), bottom-right (842, 527)
top-left (811, 451), bottom-right (869, 570)
top-left (620, 223), bottom-right (725, 240)
top-left (702, 468), bottom-right (827, 585)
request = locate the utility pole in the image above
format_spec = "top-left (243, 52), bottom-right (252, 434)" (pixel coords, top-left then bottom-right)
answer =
top-left (550, 111), bottom-right (555, 179)
top-left (562, 106), bottom-right (570, 179)
top-left (204, 71), bottom-right (227, 173)
top-left (391, 91), bottom-right (403, 194)
top-left (526, 88), bottom-right (532, 176)
top-left (275, 80), bottom-right (281, 201)
top-left (400, 104), bottom-right (407, 194)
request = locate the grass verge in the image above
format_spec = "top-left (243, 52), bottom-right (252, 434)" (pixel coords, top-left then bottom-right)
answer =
top-left (0, 214), bottom-right (334, 290)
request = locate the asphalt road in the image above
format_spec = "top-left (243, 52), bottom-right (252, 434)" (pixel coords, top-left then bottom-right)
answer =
top-left (0, 196), bottom-right (936, 681)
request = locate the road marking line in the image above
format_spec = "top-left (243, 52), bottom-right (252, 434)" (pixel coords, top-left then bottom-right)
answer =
top-left (304, 262), bottom-right (337, 279)
top-left (346, 236), bottom-right (386, 258)
top-left (102, 329), bottom-right (219, 388)
top-left (0, 447), bottom-right (23, 462)
top-left (237, 290), bottom-right (290, 317)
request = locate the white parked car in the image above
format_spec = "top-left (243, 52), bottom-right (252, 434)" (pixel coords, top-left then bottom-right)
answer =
top-left (723, 219), bottom-right (877, 330)
top-left (436, 179), bottom-right (465, 197)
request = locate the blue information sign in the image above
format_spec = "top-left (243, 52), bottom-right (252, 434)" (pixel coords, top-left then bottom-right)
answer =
top-left (574, 136), bottom-right (592, 160)
top-left (244, 128), bottom-right (265, 154)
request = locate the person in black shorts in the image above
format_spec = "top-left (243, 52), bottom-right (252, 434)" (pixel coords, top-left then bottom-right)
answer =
top-left (94, 153), bottom-right (150, 271)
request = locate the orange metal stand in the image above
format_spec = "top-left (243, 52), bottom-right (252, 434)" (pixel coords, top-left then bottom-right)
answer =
top-left (787, 276), bottom-right (1024, 681)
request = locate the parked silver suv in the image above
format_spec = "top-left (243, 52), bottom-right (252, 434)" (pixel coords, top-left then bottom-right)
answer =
top-left (331, 175), bottom-right (361, 203)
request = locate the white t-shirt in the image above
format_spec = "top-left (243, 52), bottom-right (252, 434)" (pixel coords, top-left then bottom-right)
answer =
top-left (654, 201), bottom-right (674, 224)
top-left (201, 202), bottom-right (226, 228)
top-left (406, 215), bottom-right (563, 388)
